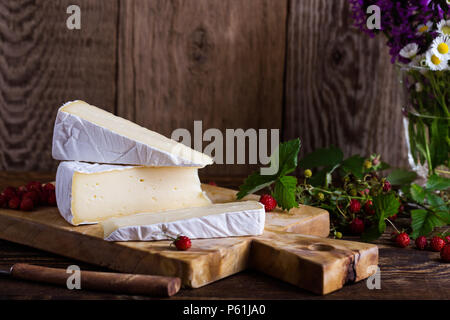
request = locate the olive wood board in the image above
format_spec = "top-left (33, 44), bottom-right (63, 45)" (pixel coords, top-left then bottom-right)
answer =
top-left (0, 184), bottom-right (378, 295)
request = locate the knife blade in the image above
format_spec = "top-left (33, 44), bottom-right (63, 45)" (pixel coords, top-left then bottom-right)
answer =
top-left (0, 263), bottom-right (181, 297)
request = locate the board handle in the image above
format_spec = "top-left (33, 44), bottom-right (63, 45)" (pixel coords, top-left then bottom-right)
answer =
top-left (10, 263), bottom-right (181, 297)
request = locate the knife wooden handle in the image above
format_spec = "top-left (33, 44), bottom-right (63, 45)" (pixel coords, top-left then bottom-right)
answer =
top-left (10, 263), bottom-right (181, 297)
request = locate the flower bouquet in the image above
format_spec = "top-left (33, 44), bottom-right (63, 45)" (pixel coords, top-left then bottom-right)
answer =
top-left (349, 0), bottom-right (450, 180)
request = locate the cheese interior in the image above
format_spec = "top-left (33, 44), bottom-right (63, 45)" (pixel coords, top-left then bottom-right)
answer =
top-left (102, 201), bottom-right (264, 238)
top-left (61, 101), bottom-right (213, 166)
top-left (71, 166), bottom-right (211, 224)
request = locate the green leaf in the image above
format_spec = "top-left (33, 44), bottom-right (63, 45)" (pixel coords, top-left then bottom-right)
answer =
top-left (386, 169), bottom-right (417, 186)
top-left (308, 166), bottom-right (331, 187)
top-left (236, 139), bottom-right (301, 200)
top-left (271, 138), bottom-right (301, 177)
top-left (410, 209), bottom-right (448, 239)
top-left (298, 146), bottom-right (343, 169)
top-left (340, 155), bottom-right (365, 179)
top-left (410, 184), bottom-right (426, 204)
top-left (236, 172), bottom-right (276, 199)
top-left (426, 174), bottom-right (450, 191)
top-left (273, 176), bottom-right (298, 211)
top-left (373, 193), bottom-right (400, 219)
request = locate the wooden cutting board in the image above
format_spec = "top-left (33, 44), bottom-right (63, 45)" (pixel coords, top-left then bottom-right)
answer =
top-left (0, 184), bottom-right (378, 295)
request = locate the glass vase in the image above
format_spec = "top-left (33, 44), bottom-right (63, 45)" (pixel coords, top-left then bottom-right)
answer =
top-left (398, 65), bottom-right (450, 182)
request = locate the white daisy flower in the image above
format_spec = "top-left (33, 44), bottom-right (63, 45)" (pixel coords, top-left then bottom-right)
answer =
top-left (431, 36), bottom-right (450, 59)
top-left (425, 50), bottom-right (449, 71)
top-left (416, 21), bottom-right (433, 35)
top-left (399, 43), bottom-right (419, 59)
top-left (436, 20), bottom-right (450, 36)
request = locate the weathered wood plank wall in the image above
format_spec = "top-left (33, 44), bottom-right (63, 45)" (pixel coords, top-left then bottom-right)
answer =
top-left (0, 0), bottom-right (118, 171)
top-left (283, 0), bottom-right (407, 167)
top-left (0, 0), bottom-right (407, 175)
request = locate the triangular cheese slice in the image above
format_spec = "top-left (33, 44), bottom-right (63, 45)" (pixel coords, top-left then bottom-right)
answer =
top-left (52, 100), bottom-right (213, 167)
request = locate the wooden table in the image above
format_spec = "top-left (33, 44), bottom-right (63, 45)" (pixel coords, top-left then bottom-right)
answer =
top-left (0, 172), bottom-right (448, 300)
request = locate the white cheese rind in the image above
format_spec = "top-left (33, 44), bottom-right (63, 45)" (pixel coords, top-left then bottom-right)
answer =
top-left (102, 201), bottom-right (265, 241)
top-left (52, 101), bottom-right (213, 167)
top-left (56, 161), bottom-right (211, 226)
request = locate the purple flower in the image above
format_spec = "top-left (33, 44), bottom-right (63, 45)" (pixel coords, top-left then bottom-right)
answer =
top-left (348, 0), bottom-right (449, 63)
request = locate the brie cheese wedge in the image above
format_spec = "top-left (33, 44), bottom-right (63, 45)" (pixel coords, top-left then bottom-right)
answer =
top-left (56, 161), bottom-right (211, 225)
top-left (52, 100), bottom-right (213, 167)
top-left (101, 201), bottom-right (265, 241)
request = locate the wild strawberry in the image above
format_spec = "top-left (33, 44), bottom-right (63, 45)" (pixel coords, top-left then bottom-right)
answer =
top-left (372, 158), bottom-right (380, 166)
top-left (445, 236), bottom-right (450, 244)
top-left (349, 218), bottom-right (364, 234)
top-left (304, 169), bottom-right (312, 178)
top-left (23, 191), bottom-right (39, 205)
top-left (389, 214), bottom-right (397, 221)
top-left (0, 194), bottom-right (7, 208)
top-left (173, 236), bottom-right (191, 251)
top-left (349, 199), bottom-right (361, 213)
top-left (395, 232), bottom-right (410, 248)
top-left (43, 183), bottom-right (55, 192)
top-left (2, 187), bottom-right (16, 200)
top-left (8, 196), bottom-right (21, 210)
top-left (26, 181), bottom-right (42, 193)
top-left (208, 181), bottom-right (217, 186)
top-left (259, 194), bottom-right (277, 212)
top-left (441, 244), bottom-right (450, 262)
top-left (415, 236), bottom-right (428, 250)
top-left (364, 200), bottom-right (375, 215)
top-left (47, 191), bottom-right (57, 206)
top-left (20, 197), bottom-right (34, 211)
top-left (16, 186), bottom-right (27, 198)
top-left (430, 236), bottom-right (446, 252)
top-left (383, 181), bottom-right (391, 192)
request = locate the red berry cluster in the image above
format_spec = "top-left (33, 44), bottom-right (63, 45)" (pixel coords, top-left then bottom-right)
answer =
top-left (0, 182), bottom-right (57, 212)
top-left (392, 233), bottom-right (450, 262)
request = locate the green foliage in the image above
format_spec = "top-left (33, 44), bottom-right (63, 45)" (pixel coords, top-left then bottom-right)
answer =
top-left (237, 139), bottom-right (301, 211)
top-left (387, 169), bottom-right (417, 186)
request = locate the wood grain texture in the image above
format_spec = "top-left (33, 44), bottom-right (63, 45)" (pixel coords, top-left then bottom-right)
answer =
top-left (0, 184), bottom-right (334, 291)
top-left (0, 0), bottom-right (118, 172)
top-left (283, 0), bottom-right (408, 168)
top-left (117, 0), bottom-right (287, 176)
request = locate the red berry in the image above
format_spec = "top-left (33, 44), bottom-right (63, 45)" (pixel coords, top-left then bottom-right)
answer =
top-left (23, 191), bottom-right (39, 205)
top-left (26, 181), bottom-right (42, 193)
top-left (383, 181), bottom-right (391, 192)
top-left (349, 199), bottom-right (361, 213)
top-left (372, 158), bottom-right (380, 166)
top-left (20, 197), bottom-right (34, 211)
top-left (43, 183), bottom-right (55, 192)
top-left (430, 236), bottom-right (446, 252)
top-left (349, 218), bottom-right (365, 234)
top-left (208, 181), bottom-right (217, 186)
top-left (389, 214), bottom-right (397, 221)
top-left (259, 194), bottom-right (277, 212)
top-left (445, 236), bottom-right (450, 244)
top-left (395, 232), bottom-right (410, 248)
top-left (174, 236), bottom-right (192, 251)
top-left (364, 200), bottom-right (375, 215)
top-left (415, 236), bottom-right (428, 250)
top-left (8, 196), bottom-right (21, 210)
top-left (2, 187), bottom-right (17, 200)
top-left (47, 191), bottom-right (57, 206)
top-left (441, 244), bottom-right (450, 262)
top-left (0, 194), bottom-right (7, 208)
top-left (16, 186), bottom-right (28, 198)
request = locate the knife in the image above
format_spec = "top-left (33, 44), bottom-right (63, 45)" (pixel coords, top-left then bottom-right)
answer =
top-left (0, 263), bottom-right (181, 297)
